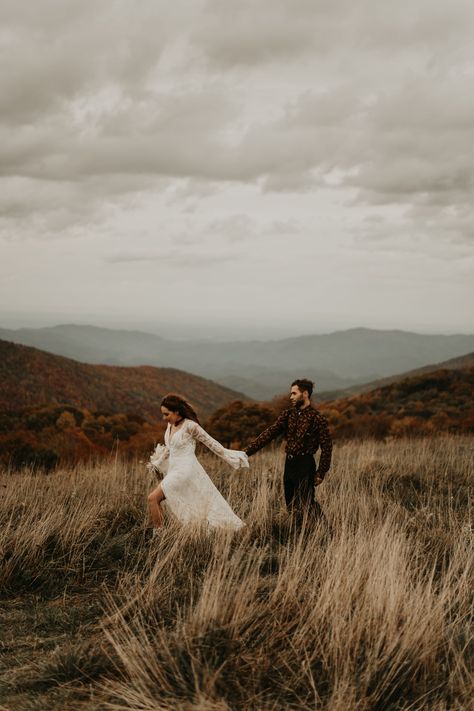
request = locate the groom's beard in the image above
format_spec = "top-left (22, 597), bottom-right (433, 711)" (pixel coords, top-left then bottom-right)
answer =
top-left (294, 397), bottom-right (305, 409)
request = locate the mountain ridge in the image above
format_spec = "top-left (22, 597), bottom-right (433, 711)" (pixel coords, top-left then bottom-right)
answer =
top-left (1, 323), bottom-right (474, 400)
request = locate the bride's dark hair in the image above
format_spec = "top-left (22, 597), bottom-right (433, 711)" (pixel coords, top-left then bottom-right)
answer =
top-left (161, 393), bottom-right (200, 424)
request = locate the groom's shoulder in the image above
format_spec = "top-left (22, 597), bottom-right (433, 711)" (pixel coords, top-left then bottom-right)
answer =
top-left (309, 406), bottom-right (328, 421)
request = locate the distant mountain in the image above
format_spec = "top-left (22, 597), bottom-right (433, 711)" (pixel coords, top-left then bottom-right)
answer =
top-left (214, 368), bottom-right (356, 401)
top-left (318, 352), bottom-right (474, 401)
top-left (1, 324), bottom-right (474, 399)
top-left (0, 339), bottom-right (245, 421)
top-left (0, 324), bottom-right (167, 366)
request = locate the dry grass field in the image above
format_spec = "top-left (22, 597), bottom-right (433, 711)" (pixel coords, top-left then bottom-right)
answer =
top-left (0, 437), bottom-right (472, 710)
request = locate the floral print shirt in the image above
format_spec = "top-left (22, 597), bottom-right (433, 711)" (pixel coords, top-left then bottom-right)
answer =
top-left (244, 406), bottom-right (333, 476)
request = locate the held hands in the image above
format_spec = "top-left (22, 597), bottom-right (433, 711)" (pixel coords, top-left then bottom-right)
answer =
top-left (315, 474), bottom-right (323, 487)
top-left (238, 452), bottom-right (250, 469)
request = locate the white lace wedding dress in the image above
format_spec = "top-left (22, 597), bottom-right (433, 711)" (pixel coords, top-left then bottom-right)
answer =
top-left (149, 419), bottom-right (248, 530)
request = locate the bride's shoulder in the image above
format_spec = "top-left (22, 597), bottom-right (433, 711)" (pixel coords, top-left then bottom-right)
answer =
top-left (184, 419), bottom-right (204, 436)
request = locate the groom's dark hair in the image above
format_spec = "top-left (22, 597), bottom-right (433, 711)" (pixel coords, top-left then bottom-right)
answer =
top-left (291, 378), bottom-right (314, 397)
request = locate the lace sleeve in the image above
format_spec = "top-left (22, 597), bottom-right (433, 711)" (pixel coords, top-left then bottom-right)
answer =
top-left (187, 421), bottom-right (249, 470)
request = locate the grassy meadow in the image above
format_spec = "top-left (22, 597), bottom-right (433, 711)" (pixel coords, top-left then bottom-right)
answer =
top-left (0, 437), bottom-right (472, 710)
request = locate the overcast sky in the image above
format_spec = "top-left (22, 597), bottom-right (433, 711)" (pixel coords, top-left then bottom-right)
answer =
top-left (1, 0), bottom-right (473, 339)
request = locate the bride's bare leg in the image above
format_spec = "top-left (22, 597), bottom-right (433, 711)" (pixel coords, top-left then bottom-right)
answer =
top-left (148, 485), bottom-right (166, 528)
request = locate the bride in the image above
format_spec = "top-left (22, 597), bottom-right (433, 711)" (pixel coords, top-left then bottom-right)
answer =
top-left (147, 393), bottom-right (248, 534)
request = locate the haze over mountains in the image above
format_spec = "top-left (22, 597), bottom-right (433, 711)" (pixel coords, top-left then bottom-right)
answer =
top-left (2, 324), bottom-right (474, 400)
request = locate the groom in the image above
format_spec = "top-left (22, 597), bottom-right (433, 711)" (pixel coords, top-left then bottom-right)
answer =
top-left (244, 378), bottom-right (332, 521)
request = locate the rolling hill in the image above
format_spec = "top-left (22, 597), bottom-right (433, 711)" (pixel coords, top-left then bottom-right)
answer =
top-left (317, 352), bottom-right (474, 401)
top-left (319, 364), bottom-right (474, 439)
top-left (0, 339), bottom-right (245, 422)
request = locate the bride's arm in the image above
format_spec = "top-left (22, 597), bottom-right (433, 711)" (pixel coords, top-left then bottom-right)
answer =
top-left (186, 421), bottom-right (249, 469)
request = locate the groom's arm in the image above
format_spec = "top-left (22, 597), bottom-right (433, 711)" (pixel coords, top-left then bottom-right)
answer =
top-left (244, 409), bottom-right (289, 457)
top-left (315, 413), bottom-right (332, 480)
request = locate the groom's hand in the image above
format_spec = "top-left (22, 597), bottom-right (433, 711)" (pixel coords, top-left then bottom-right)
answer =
top-left (315, 475), bottom-right (323, 487)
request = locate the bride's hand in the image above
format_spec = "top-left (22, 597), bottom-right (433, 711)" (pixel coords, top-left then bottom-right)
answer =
top-left (239, 453), bottom-right (249, 469)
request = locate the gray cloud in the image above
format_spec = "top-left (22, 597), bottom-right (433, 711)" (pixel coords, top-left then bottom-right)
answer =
top-left (106, 250), bottom-right (237, 267)
top-left (1, 0), bottom-right (473, 334)
top-left (2, 1), bottom-right (472, 206)
top-left (207, 215), bottom-right (256, 243)
top-left (192, 0), bottom-right (474, 66)
top-left (0, 0), bottom-right (188, 121)
top-left (191, 0), bottom-right (324, 67)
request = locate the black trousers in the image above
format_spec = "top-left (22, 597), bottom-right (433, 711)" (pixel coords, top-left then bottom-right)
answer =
top-left (283, 454), bottom-right (323, 522)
